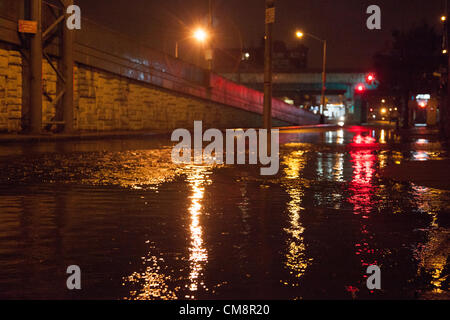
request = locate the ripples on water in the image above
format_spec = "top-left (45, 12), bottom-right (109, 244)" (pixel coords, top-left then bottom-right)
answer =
top-left (0, 128), bottom-right (448, 299)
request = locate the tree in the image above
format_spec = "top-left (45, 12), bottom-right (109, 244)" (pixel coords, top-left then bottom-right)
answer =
top-left (374, 23), bottom-right (442, 128)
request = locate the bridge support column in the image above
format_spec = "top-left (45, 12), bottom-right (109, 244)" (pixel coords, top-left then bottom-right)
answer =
top-left (29, 0), bottom-right (42, 134)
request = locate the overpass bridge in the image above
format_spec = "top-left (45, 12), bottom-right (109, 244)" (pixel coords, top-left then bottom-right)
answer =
top-left (0, 0), bottom-right (319, 134)
top-left (221, 72), bottom-right (378, 123)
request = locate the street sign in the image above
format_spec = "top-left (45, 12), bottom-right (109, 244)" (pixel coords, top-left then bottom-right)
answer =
top-left (265, 7), bottom-right (276, 24)
top-left (18, 20), bottom-right (37, 34)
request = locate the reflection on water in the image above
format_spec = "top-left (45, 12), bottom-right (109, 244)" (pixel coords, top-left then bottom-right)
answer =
top-left (410, 184), bottom-right (449, 295)
top-left (123, 166), bottom-right (211, 300)
top-left (281, 151), bottom-right (312, 285)
top-left (123, 246), bottom-right (178, 300)
top-left (0, 128), bottom-right (449, 299)
top-left (316, 152), bottom-right (345, 183)
top-left (380, 130), bottom-right (387, 144)
top-left (415, 228), bottom-right (449, 295)
top-left (348, 150), bottom-right (378, 296)
top-left (185, 166), bottom-right (210, 298)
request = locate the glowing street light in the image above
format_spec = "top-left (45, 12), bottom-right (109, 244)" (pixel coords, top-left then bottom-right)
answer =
top-left (175, 27), bottom-right (210, 59)
top-left (295, 31), bottom-right (304, 39)
top-left (193, 28), bottom-right (208, 43)
top-left (441, 15), bottom-right (447, 22)
top-left (295, 29), bottom-right (327, 114)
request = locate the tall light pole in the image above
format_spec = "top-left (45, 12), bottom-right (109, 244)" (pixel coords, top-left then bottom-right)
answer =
top-left (296, 31), bottom-right (327, 115)
top-left (446, 0), bottom-right (450, 138)
top-left (264, 0), bottom-right (275, 130)
top-left (207, 0), bottom-right (213, 71)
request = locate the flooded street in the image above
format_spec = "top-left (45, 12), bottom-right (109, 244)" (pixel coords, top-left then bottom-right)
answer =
top-left (0, 127), bottom-right (449, 300)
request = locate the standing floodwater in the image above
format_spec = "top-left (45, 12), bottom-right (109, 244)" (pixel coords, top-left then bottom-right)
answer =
top-left (0, 127), bottom-right (448, 299)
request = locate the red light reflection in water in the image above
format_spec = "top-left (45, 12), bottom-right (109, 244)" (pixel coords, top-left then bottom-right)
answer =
top-left (348, 134), bottom-right (378, 149)
top-left (348, 148), bottom-right (380, 296)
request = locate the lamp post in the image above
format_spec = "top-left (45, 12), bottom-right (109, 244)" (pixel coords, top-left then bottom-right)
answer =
top-left (296, 31), bottom-right (327, 115)
top-left (264, 0), bottom-right (275, 131)
top-left (207, 0), bottom-right (213, 71)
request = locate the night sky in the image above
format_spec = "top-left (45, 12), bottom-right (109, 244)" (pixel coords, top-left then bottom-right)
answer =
top-left (77, 0), bottom-right (446, 70)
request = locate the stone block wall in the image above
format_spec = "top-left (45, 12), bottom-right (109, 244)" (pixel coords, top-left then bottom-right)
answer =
top-left (74, 65), bottom-right (285, 132)
top-left (0, 48), bottom-right (22, 132)
top-left (0, 47), bottom-right (289, 133)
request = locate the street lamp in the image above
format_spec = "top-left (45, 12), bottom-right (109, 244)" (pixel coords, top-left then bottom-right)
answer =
top-left (296, 30), bottom-right (327, 115)
top-left (175, 27), bottom-right (209, 59)
top-left (193, 28), bottom-right (208, 42)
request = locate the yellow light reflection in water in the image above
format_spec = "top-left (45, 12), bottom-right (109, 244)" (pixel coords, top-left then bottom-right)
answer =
top-left (408, 161), bottom-right (450, 295)
top-left (333, 153), bottom-right (344, 182)
top-left (123, 248), bottom-right (178, 300)
top-left (185, 166), bottom-right (210, 298)
top-left (281, 151), bottom-right (312, 283)
top-left (415, 227), bottom-right (450, 294)
top-left (378, 151), bottom-right (388, 169)
top-left (122, 165), bottom-right (211, 300)
top-left (380, 130), bottom-right (386, 144)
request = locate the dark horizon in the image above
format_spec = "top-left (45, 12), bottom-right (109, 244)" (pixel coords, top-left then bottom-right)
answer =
top-left (77, 0), bottom-right (446, 70)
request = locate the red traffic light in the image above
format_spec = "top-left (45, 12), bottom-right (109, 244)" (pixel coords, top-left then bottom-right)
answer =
top-left (366, 73), bottom-right (375, 84)
top-left (356, 84), bottom-right (366, 92)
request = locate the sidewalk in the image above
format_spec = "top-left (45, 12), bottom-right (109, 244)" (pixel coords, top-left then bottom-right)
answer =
top-left (0, 130), bottom-right (168, 143)
top-left (380, 124), bottom-right (449, 190)
top-left (0, 124), bottom-right (339, 143)
top-left (382, 160), bottom-right (450, 190)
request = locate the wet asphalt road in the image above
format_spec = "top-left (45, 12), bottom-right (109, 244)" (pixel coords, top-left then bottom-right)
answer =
top-left (0, 126), bottom-right (448, 299)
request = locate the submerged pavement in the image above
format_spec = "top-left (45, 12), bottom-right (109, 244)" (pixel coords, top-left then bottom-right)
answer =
top-left (0, 126), bottom-right (448, 299)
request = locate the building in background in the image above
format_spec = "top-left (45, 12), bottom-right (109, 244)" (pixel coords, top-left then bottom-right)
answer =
top-left (214, 40), bottom-right (308, 74)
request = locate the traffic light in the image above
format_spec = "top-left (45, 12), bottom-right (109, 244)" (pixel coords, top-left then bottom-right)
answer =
top-left (356, 84), bottom-right (366, 93)
top-left (365, 73), bottom-right (375, 85)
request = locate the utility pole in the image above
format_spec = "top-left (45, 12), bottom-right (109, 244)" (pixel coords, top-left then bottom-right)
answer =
top-left (446, 0), bottom-right (450, 138)
top-left (320, 40), bottom-right (327, 116)
top-left (263, 0), bottom-right (275, 130)
top-left (62, 0), bottom-right (74, 133)
top-left (29, 0), bottom-right (42, 134)
top-left (207, 0), bottom-right (213, 71)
